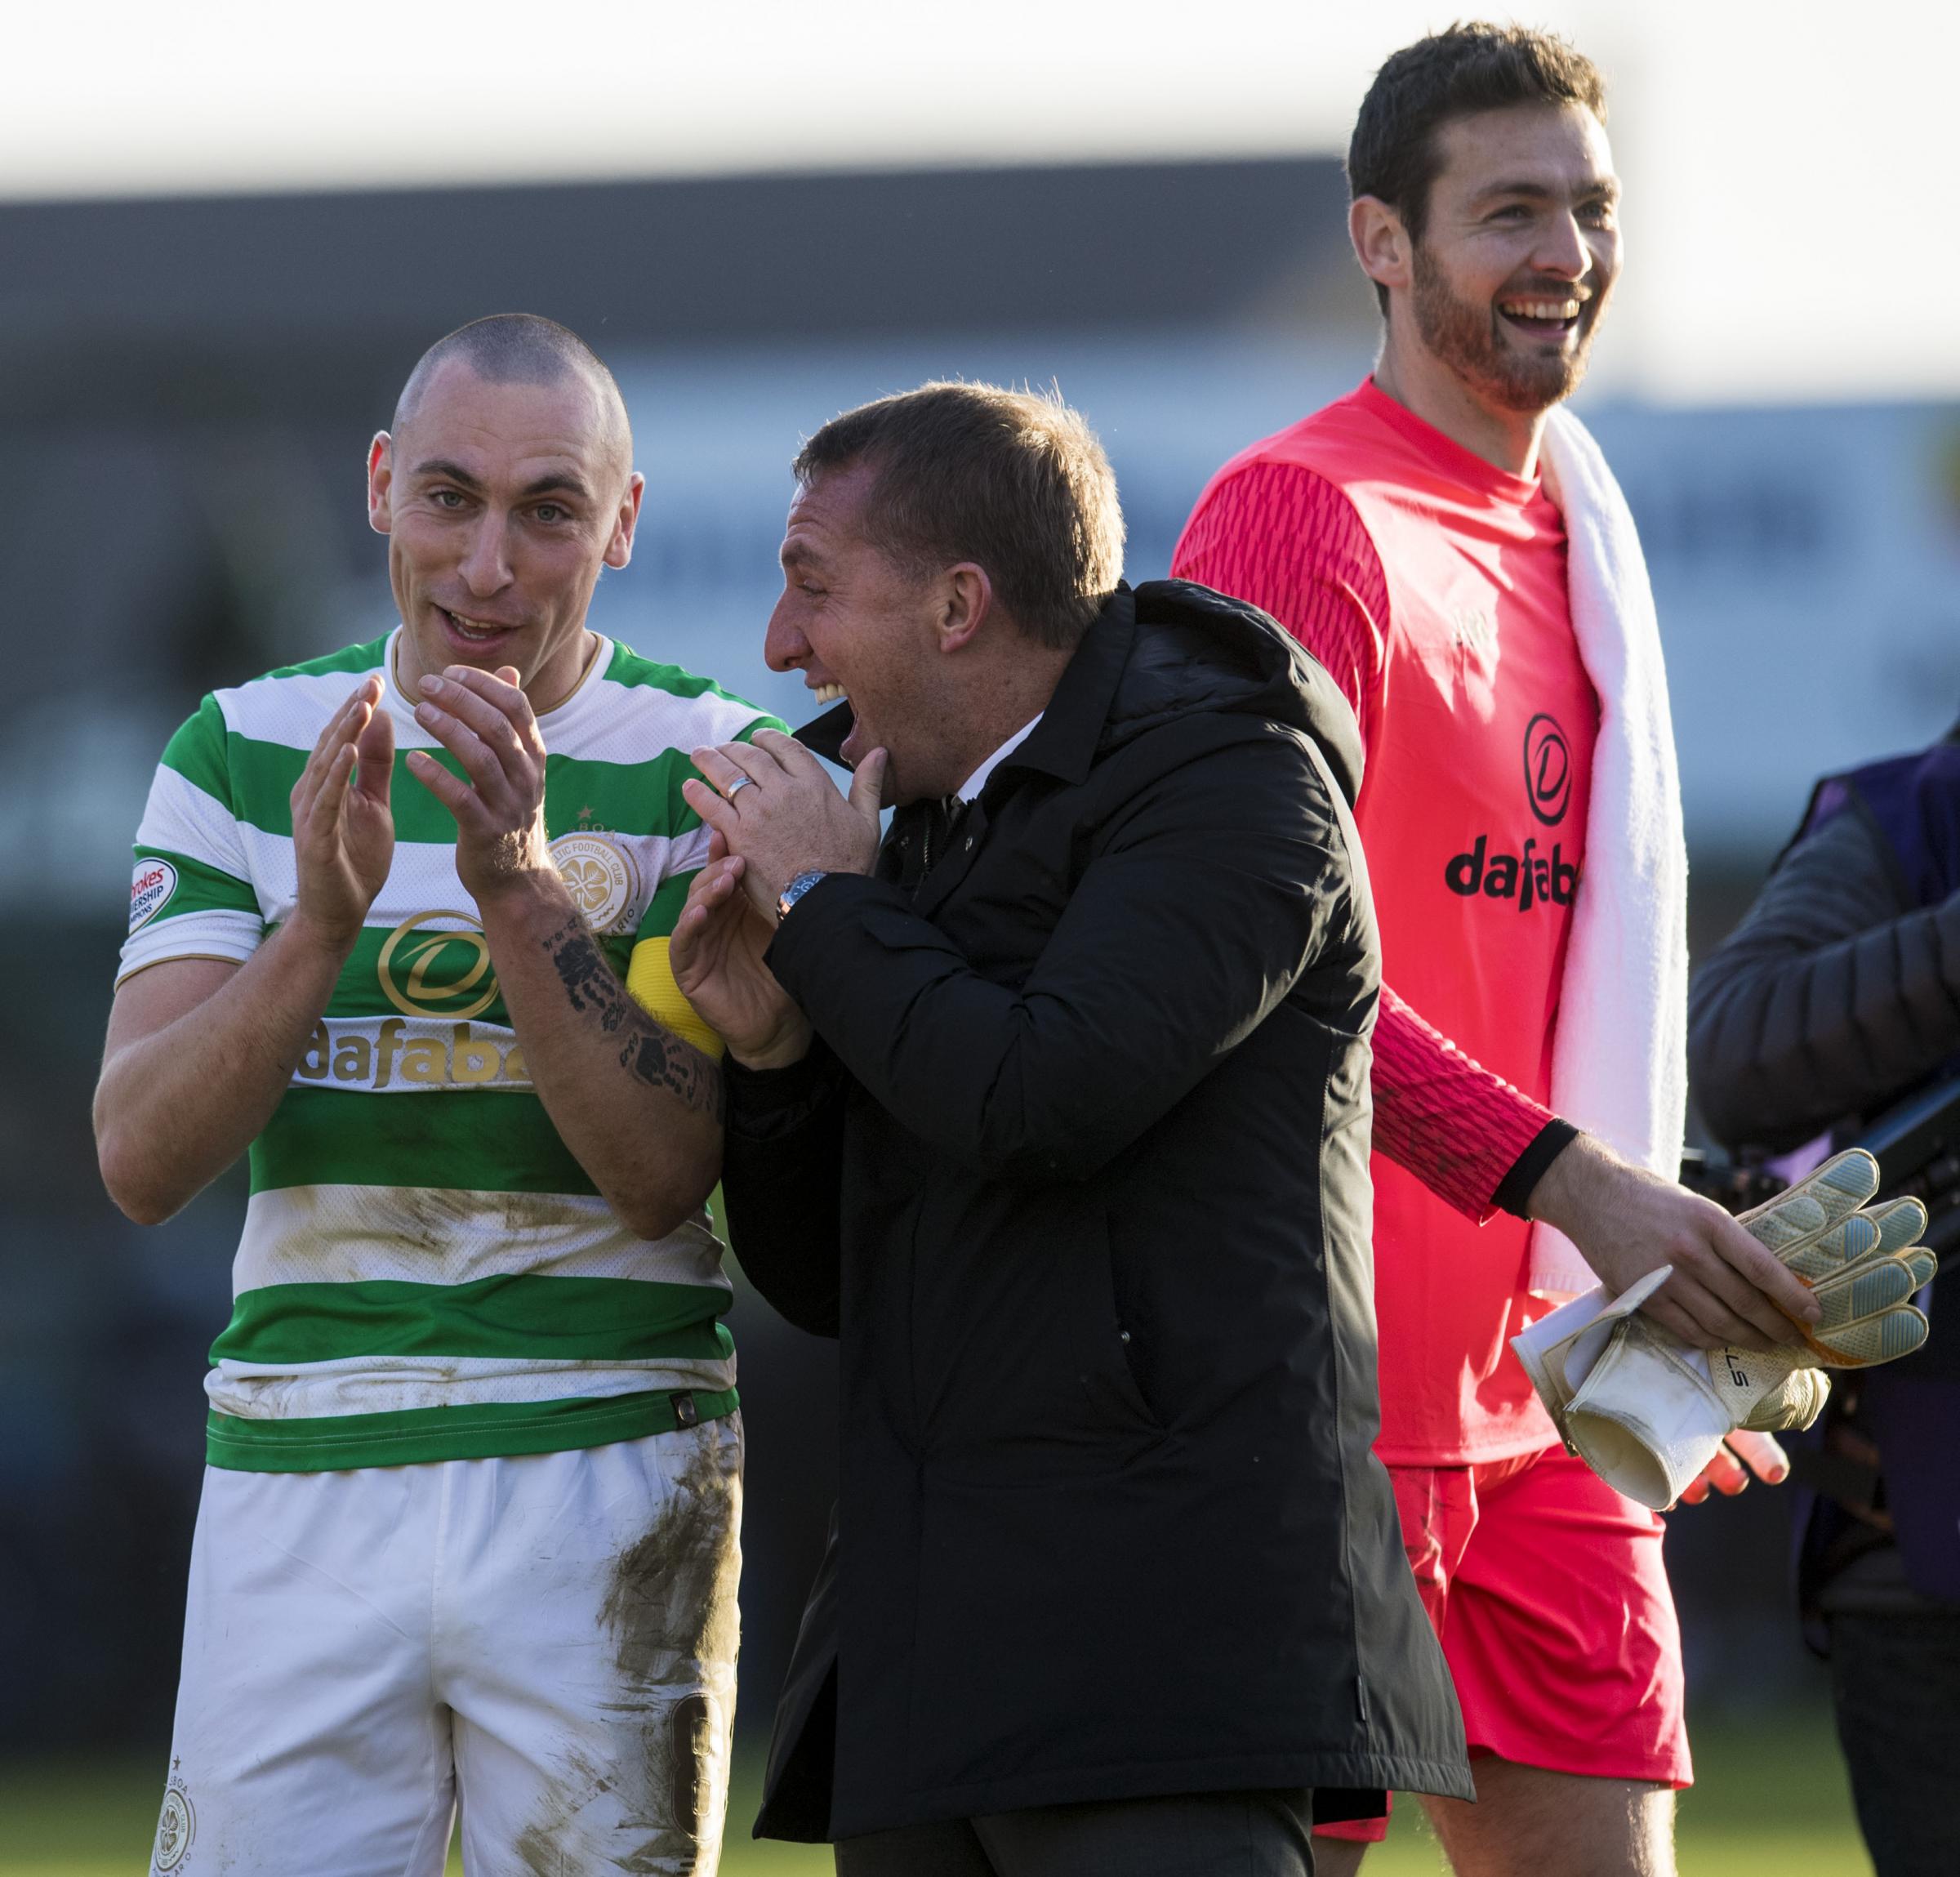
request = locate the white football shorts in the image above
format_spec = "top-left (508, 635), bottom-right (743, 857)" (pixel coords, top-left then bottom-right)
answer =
top-left (149, 1414), bottom-right (742, 1877)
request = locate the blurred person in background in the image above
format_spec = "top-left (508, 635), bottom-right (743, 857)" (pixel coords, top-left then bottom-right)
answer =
top-left (93, 313), bottom-right (777, 1876)
top-left (1690, 730), bottom-right (1960, 1877)
top-left (670, 381), bottom-right (1472, 1874)
top-left (1173, 24), bottom-right (1820, 1877)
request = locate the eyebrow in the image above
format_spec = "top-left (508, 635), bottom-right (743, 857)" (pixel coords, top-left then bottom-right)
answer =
top-left (518, 472), bottom-right (595, 502)
top-left (1473, 176), bottom-right (1620, 207)
top-left (410, 457), bottom-right (485, 490)
top-left (408, 460), bottom-right (595, 503)
top-left (780, 540), bottom-right (822, 570)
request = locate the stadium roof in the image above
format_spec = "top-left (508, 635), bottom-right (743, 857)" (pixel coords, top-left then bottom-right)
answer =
top-left (3, 159), bottom-right (1365, 425)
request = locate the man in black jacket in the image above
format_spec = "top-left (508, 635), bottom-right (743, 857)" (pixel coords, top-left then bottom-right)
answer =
top-left (1690, 733), bottom-right (1960, 1877)
top-left (668, 381), bottom-right (1470, 1873)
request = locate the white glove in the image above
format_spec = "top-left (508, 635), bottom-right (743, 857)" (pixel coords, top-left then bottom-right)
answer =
top-left (1512, 1152), bottom-right (1935, 1509)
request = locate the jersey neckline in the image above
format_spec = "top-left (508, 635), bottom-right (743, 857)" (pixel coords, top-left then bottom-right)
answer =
top-left (382, 625), bottom-right (615, 729)
top-left (1352, 377), bottom-right (1552, 512)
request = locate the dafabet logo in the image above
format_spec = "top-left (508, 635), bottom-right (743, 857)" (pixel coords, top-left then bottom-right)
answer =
top-left (1443, 713), bottom-right (1582, 913)
top-left (293, 1017), bottom-right (530, 1090)
top-left (288, 912), bottom-right (531, 1091)
top-left (378, 911), bottom-right (498, 1019)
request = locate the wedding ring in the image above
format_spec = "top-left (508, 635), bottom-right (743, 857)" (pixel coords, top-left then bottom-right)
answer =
top-left (724, 774), bottom-right (756, 801)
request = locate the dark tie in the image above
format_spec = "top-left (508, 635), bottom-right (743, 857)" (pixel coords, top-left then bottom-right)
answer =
top-left (887, 796), bottom-right (967, 897)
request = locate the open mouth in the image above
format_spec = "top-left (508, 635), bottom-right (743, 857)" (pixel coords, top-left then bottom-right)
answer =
top-left (1498, 296), bottom-right (1584, 338)
top-left (437, 606), bottom-right (521, 649)
top-left (811, 681), bottom-right (847, 706)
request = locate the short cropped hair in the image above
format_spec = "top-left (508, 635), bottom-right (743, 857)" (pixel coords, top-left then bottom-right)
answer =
top-left (793, 381), bottom-right (1125, 652)
top-left (394, 313), bottom-right (629, 451)
top-left (1348, 24), bottom-right (1609, 310)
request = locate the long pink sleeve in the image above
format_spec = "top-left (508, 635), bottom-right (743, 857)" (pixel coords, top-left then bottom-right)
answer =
top-left (1174, 461), bottom-right (1558, 1221)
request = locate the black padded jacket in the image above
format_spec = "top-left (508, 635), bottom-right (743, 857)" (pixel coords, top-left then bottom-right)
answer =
top-left (721, 580), bottom-right (1470, 1841)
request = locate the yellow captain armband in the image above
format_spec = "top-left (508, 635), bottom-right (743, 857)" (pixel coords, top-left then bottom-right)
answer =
top-left (625, 937), bottom-right (726, 1061)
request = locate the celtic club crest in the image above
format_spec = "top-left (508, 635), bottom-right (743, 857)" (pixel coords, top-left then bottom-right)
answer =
top-left (154, 1782), bottom-right (195, 1872)
top-left (550, 833), bottom-right (638, 934)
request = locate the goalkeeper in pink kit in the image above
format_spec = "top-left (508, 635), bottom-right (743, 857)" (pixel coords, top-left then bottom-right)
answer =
top-left (1174, 25), bottom-right (1829, 1877)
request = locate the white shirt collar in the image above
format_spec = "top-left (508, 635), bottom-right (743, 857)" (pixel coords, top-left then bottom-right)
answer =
top-left (954, 714), bottom-right (1043, 805)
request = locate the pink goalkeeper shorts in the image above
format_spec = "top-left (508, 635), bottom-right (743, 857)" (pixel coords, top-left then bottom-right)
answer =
top-left (1317, 1441), bottom-right (1691, 1842)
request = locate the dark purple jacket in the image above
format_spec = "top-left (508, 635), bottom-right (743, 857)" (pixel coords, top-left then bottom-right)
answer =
top-left (1690, 733), bottom-right (1960, 1609)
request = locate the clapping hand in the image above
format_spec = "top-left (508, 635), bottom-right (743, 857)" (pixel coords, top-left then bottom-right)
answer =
top-left (670, 844), bottom-right (813, 1069)
top-left (290, 676), bottom-right (396, 952)
top-left (403, 665), bottom-right (554, 901)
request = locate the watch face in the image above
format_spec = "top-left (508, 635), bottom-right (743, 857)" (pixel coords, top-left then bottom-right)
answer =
top-left (778, 870), bottom-right (826, 917)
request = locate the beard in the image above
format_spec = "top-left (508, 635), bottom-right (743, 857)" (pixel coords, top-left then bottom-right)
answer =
top-left (1411, 241), bottom-right (1606, 414)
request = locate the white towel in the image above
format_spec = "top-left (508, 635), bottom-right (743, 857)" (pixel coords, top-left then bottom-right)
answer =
top-left (1529, 409), bottom-right (1690, 1298)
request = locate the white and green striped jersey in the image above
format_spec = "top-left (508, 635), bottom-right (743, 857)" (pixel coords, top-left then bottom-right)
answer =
top-left (120, 628), bottom-right (784, 1473)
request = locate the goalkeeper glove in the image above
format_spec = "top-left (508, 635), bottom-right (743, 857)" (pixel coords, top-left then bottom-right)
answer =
top-left (1512, 1151), bottom-right (1934, 1509)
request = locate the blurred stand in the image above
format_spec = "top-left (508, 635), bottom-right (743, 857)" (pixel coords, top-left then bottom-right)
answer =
top-left (6, 161), bottom-right (1954, 1762)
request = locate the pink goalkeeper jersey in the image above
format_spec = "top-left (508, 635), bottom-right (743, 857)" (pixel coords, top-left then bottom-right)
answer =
top-left (1175, 379), bottom-right (1600, 1463)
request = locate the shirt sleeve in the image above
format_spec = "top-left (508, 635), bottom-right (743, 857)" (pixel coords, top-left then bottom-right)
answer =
top-left (118, 693), bottom-right (265, 985)
top-left (622, 709), bottom-right (791, 1057)
top-left (1171, 459), bottom-right (1388, 747)
top-left (1174, 460), bottom-right (1569, 1222)
top-left (1688, 803), bottom-right (1956, 1151)
top-left (1372, 986), bottom-right (1566, 1221)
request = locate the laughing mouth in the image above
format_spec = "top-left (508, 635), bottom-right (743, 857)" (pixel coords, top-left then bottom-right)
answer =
top-left (1498, 295), bottom-right (1586, 333)
top-left (811, 681), bottom-right (847, 705)
top-left (439, 607), bottom-right (521, 644)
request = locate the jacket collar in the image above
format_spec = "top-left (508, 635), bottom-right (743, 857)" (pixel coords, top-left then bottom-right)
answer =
top-left (1001, 583), bottom-right (1134, 789)
top-left (792, 584), bottom-right (1136, 796)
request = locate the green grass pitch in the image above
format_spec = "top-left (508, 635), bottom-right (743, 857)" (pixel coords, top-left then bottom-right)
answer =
top-left (0, 1705), bottom-right (1871, 1875)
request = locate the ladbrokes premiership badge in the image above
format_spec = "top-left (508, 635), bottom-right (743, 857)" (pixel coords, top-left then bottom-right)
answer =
top-left (550, 832), bottom-right (637, 934)
top-left (130, 858), bottom-right (178, 932)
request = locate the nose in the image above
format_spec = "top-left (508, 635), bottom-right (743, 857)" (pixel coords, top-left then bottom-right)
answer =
top-left (1534, 210), bottom-right (1591, 283)
top-left (764, 591), bottom-right (809, 675)
top-left (457, 514), bottom-right (514, 599)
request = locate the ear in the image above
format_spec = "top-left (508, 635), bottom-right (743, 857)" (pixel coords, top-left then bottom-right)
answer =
top-left (1349, 195), bottom-right (1412, 302)
top-left (934, 564), bottom-right (993, 654)
top-left (604, 471), bottom-right (645, 572)
top-left (367, 433), bottom-right (394, 536)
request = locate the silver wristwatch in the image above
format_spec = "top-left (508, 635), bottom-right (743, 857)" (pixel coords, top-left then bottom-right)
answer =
top-left (776, 868), bottom-right (831, 922)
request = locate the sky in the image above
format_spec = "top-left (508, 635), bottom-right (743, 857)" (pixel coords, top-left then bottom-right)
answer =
top-left (8, 0), bottom-right (1954, 403)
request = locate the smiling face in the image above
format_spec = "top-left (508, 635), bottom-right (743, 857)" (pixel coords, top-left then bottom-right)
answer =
top-left (1404, 102), bottom-right (1620, 414)
top-left (763, 461), bottom-right (953, 801)
top-left (368, 358), bottom-right (642, 707)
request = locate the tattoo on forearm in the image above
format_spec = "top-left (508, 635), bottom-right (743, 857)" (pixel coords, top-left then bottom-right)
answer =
top-left (542, 918), bottom-right (723, 1119)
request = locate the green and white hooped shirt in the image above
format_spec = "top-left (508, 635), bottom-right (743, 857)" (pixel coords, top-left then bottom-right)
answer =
top-left (120, 629), bottom-right (782, 1474)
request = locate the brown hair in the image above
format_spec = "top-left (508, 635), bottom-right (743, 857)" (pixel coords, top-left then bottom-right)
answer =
top-left (1348, 23), bottom-right (1608, 310)
top-left (793, 381), bottom-right (1125, 651)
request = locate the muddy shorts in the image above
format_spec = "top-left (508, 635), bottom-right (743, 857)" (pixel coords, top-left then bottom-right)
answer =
top-left (150, 1414), bottom-right (742, 1877)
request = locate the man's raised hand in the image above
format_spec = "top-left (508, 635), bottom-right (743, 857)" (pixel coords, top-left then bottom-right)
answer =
top-left (682, 730), bottom-right (885, 915)
top-left (290, 676), bottom-right (396, 952)
top-left (405, 665), bottom-right (553, 901)
top-left (671, 850), bottom-right (813, 1070)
